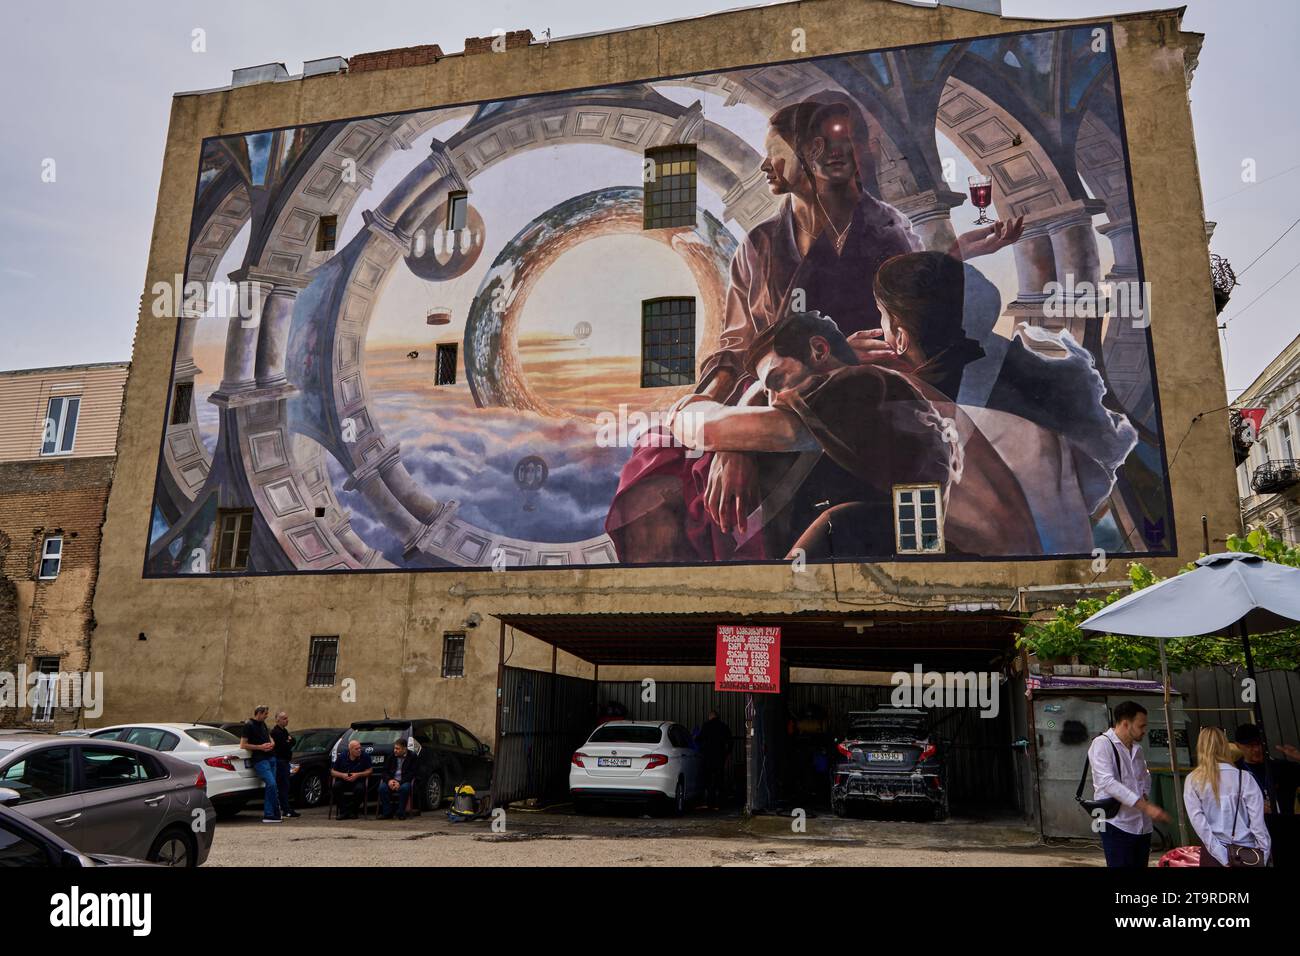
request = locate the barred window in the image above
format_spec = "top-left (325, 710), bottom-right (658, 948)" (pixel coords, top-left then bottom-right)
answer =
top-left (641, 298), bottom-right (696, 388)
top-left (214, 509), bottom-right (254, 571)
top-left (643, 145), bottom-right (697, 229)
top-left (441, 632), bottom-right (466, 678)
top-left (307, 636), bottom-right (339, 687)
top-left (894, 484), bottom-right (945, 554)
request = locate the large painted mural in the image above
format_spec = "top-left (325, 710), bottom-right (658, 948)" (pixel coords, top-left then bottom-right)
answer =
top-left (146, 24), bottom-right (1174, 576)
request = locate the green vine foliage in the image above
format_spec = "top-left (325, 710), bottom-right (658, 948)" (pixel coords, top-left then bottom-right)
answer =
top-left (1016, 529), bottom-right (1300, 673)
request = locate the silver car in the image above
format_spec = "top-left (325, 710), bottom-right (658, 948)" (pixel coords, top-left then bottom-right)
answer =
top-left (0, 733), bottom-right (215, 866)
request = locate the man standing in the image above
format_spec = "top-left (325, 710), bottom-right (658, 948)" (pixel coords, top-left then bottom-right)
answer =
top-left (698, 710), bottom-right (732, 810)
top-left (240, 705), bottom-right (281, 824)
top-left (270, 711), bottom-right (299, 819)
top-left (1234, 723), bottom-right (1300, 866)
top-left (331, 739), bottom-right (373, 820)
top-left (1088, 701), bottom-right (1170, 867)
top-left (378, 738), bottom-right (417, 820)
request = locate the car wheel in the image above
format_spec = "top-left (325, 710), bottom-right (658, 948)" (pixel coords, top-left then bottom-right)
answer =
top-left (673, 777), bottom-right (686, 816)
top-left (424, 773), bottom-right (444, 810)
top-left (301, 771), bottom-right (325, 808)
top-left (148, 827), bottom-right (196, 867)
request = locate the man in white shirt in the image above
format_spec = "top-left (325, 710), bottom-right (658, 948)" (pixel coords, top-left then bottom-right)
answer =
top-left (1088, 700), bottom-right (1171, 867)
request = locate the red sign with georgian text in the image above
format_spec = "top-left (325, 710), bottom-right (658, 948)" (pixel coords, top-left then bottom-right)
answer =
top-left (714, 625), bottom-right (781, 694)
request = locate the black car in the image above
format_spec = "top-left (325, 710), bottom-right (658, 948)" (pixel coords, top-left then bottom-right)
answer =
top-left (830, 709), bottom-right (948, 820)
top-left (332, 719), bottom-right (493, 810)
top-left (285, 728), bottom-right (346, 808)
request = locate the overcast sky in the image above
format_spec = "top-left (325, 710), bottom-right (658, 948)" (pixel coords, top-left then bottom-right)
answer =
top-left (2, 0), bottom-right (1296, 397)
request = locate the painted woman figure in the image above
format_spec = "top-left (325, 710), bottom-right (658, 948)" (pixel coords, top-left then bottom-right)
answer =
top-left (605, 96), bottom-right (1022, 563)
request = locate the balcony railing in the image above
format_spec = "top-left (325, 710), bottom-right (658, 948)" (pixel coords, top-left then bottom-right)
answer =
top-left (1252, 459), bottom-right (1300, 496)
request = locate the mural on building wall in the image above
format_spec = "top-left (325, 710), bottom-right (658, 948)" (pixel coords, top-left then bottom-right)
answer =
top-left (146, 24), bottom-right (1175, 576)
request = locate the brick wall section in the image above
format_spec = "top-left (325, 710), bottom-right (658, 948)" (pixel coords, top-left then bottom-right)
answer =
top-left (463, 30), bottom-right (533, 55)
top-left (0, 455), bottom-right (115, 729)
top-left (348, 44), bottom-right (444, 73)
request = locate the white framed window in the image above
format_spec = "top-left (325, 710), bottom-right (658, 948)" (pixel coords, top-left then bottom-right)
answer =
top-left (32, 658), bottom-right (60, 723)
top-left (894, 484), bottom-right (945, 554)
top-left (39, 536), bottom-right (63, 579)
top-left (1281, 420), bottom-right (1294, 460)
top-left (41, 396), bottom-right (80, 456)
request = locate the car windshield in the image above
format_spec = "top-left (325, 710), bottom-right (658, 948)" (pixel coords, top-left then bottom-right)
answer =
top-left (588, 725), bottom-right (662, 745)
top-left (349, 728), bottom-right (404, 747)
top-left (186, 728), bottom-right (239, 747)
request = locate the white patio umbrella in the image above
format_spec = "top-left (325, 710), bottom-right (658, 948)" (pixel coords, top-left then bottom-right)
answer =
top-left (1080, 552), bottom-right (1300, 833)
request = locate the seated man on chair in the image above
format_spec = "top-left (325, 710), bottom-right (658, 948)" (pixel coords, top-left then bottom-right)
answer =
top-left (330, 739), bottom-right (373, 820)
top-left (378, 738), bottom-right (417, 820)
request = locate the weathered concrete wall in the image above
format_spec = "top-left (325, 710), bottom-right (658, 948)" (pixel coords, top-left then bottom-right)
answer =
top-left (91, 0), bottom-right (1237, 746)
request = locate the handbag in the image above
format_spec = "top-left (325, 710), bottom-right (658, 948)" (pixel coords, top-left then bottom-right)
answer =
top-left (1076, 737), bottom-right (1124, 819)
top-left (1223, 768), bottom-right (1267, 868)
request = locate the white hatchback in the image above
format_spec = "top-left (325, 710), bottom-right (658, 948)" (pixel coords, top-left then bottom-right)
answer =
top-left (88, 723), bottom-right (263, 819)
top-left (570, 721), bottom-right (702, 814)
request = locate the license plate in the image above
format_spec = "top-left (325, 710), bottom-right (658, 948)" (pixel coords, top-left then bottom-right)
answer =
top-left (597, 758), bottom-right (631, 767)
top-left (371, 756), bottom-right (386, 765)
top-left (867, 752), bottom-right (905, 763)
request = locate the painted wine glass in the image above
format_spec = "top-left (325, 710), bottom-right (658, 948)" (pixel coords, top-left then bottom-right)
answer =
top-left (968, 175), bottom-right (994, 225)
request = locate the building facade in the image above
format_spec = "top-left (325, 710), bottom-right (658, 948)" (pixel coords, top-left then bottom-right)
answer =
top-left (1236, 333), bottom-right (1300, 545)
top-left (0, 362), bottom-right (128, 729)
top-left (90, 0), bottom-right (1237, 819)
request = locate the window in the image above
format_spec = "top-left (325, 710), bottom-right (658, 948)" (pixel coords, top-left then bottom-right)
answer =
top-left (316, 215), bottom-right (338, 252)
top-left (894, 484), bottom-right (945, 554)
top-left (79, 748), bottom-right (163, 790)
top-left (435, 343), bottom-right (458, 386)
top-left (38, 537), bottom-right (62, 580)
top-left (433, 722), bottom-right (459, 748)
top-left (446, 191), bottom-right (469, 232)
top-left (31, 658), bottom-right (60, 723)
top-left (184, 727), bottom-right (240, 747)
top-left (40, 396), bottom-right (80, 456)
top-left (1282, 420), bottom-right (1295, 460)
top-left (0, 822), bottom-right (50, 866)
top-left (454, 726), bottom-right (480, 752)
top-left (441, 632), bottom-right (466, 678)
top-left (643, 145), bottom-right (697, 229)
top-left (122, 728), bottom-right (180, 752)
top-left (641, 298), bottom-right (696, 387)
top-left (0, 746), bottom-right (74, 802)
top-left (307, 636), bottom-right (339, 687)
top-left (171, 381), bottom-right (194, 425)
top-left (214, 509), bottom-right (253, 571)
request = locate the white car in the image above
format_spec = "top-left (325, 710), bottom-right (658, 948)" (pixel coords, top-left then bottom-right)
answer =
top-left (570, 721), bottom-right (702, 815)
top-left (88, 723), bottom-right (263, 819)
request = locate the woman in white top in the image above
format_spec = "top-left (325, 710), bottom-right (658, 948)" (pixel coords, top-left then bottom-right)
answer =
top-left (1184, 727), bottom-right (1271, 866)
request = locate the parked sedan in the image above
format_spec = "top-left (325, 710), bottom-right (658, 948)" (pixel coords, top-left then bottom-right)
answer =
top-left (570, 721), bottom-right (702, 815)
top-left (285, 728), bottom-right (346, 808)
top-left (0, 733), bottom-right (215, 866)
top-left (331, 719), bottom-right (494, 809)
top-left (89, 723), bottom-right (262, 819)
top-left (830, 708), bottom-right (949, 820)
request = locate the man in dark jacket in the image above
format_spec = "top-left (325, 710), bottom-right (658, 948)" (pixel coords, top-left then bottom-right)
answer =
top-left (378, 738), bottom-right (418, 820)
top-left (240, 705), bottom-right (281, 823)
top-left (270, 711), bottom-right (299, 818)
top-left (698, 710), bottom-right (732, 810)
top-left (331, 740), bottom-right (373, 820)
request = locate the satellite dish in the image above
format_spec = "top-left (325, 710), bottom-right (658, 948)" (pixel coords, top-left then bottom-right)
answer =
top-left (427, 308), bottom-right (452, 326)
